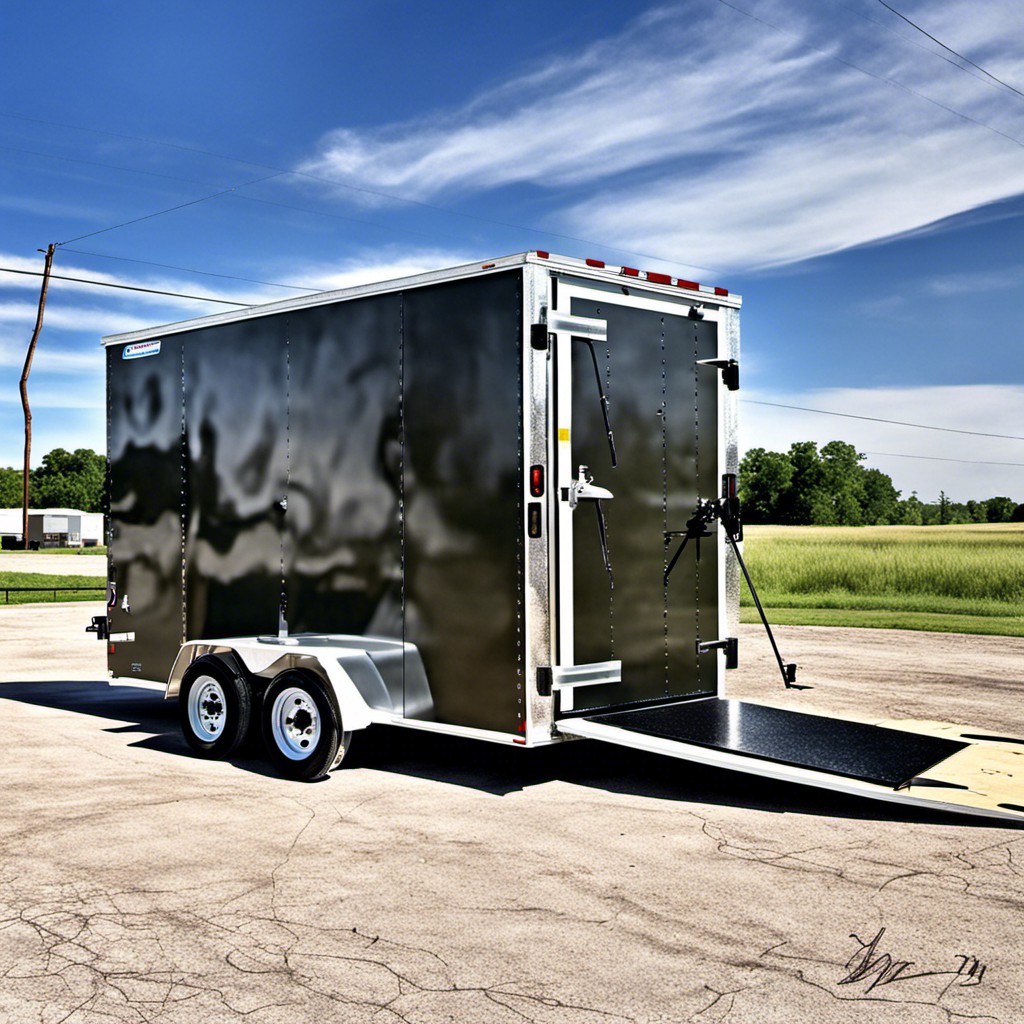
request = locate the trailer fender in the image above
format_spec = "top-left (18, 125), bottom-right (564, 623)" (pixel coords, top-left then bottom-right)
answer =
top-left (165, 639), bottom-right (378, 731)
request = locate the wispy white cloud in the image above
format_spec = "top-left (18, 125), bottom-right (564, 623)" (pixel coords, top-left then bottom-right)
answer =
top-left (0, 337), bottom-right (102, 375)
top-left (0, 300), bottom-right (156, 336)
top-left (0, 379), bottom-right (103, 408)
top-left (925, 266), bottom-right (1024, 296)
top-left (279, 248), bottom-right (473, 292)
top-left (298, 0), bottom-right (1024, 271)
top-left (742, 384), bottom-right (1024, 501)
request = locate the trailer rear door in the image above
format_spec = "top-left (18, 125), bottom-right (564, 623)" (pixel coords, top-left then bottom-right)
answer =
top-left (550, 278), bottom-right (722, 714)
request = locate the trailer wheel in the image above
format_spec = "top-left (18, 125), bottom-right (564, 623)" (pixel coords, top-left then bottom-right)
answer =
top-left (262, 670), bottom-right (349, 781)
top-left (179, 656), bottom-right (252, 759)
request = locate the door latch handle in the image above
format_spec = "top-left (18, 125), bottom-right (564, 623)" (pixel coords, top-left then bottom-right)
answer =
top-left (563, 465), bottom-right (613, 509)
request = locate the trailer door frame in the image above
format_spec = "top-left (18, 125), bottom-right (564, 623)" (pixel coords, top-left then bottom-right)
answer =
top-left (547, 273), bottom-right (737, 714)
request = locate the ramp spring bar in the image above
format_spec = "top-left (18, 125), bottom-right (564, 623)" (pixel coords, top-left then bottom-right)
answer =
top-left (665, 498), bottom-right (797, 689)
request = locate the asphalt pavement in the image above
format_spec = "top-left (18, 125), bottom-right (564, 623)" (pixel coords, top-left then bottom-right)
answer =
top-left (1, 603), bottom-right (1022, 1023)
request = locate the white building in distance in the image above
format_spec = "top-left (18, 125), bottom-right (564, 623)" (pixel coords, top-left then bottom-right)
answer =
top-left (0, 508), bottom-right (105, 548)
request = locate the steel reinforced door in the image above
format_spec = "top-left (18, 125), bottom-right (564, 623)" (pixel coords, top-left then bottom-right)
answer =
top-left (552, 278), bottom-right (722, 714)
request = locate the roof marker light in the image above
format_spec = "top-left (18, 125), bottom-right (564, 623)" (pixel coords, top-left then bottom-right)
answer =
top-left (677, 279), bottom-right (699, 291)
top-left (481, 263), bottom-right (495, 269)
top-left (714, 286), bottom-right (729, 296)
top-left (586, 258), bottom-right (605, 268)
top-left (647, 271), bottom-right (671, 285)
top-left (620, 266), bottom-right (639, 277)
top-left (536, 250), bottom-right (550, 259)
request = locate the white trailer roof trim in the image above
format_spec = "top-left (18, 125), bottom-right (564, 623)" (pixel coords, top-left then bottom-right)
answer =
top-left (103, 251), bottom-right (741, 347)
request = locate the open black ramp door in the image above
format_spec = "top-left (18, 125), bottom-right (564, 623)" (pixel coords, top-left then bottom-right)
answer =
top-left (559, 698), bottom-right (1024, 823)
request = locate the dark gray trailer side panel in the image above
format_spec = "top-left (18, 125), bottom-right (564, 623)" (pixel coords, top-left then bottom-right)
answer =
top-left (108, 269), bottom-right (524, 735)
top-left (107, 336), bottom-right (185, 681)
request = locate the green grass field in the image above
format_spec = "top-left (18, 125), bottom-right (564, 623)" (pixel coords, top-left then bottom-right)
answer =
top-left (740, 523), bottom-right (1024, 636)
top-left (0, 572), bottom-right (106, 605)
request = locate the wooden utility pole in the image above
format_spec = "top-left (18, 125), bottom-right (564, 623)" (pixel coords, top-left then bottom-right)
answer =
top-left (20, 244), bottom-right (55, 550)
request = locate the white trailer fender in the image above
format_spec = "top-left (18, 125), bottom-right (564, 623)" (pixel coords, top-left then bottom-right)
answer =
top-left (165, 635), bottom-right (425, 732)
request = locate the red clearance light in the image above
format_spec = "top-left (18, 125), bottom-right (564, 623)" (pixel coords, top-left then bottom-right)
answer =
top-left (530, 464), bottom-right (544, 497)
top-left (647, 271), bottom-right (671, 285)
top-left (536, 250), bottom-right (550, 259)
top-left (517, 719), bottom-right (527, 734)
top-left (585, 258), bottom-right (605, 268)
top-left (714, 286), bottom-right (729, 296)
top-left (620, 266), bottom-right (639, 277)
top-left (481, 263), bottom-right (495, 269)
top-left (677, 279), bottom-right (699, 291)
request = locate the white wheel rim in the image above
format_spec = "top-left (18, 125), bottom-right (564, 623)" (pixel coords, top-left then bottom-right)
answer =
top-left (188, 675), bottom-right (227, 742)
top-left (271, 686), bottom-right (320, 760)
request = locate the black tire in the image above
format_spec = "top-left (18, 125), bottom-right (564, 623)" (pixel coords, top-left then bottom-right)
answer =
top-left (179, 655), bottom-right (253, 759)
top-left (262, 669), bottom-right (348, 781)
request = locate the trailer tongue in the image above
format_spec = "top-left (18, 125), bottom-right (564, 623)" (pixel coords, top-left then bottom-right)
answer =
top-left (100, 251), bottom-right (1024, 821)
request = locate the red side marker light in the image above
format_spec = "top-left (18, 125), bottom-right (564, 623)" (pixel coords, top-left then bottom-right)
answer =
top-left (481, 263), bottom-right (495, 269)
top-left (585, 258), bottom-right (605, 268)
top-left (530, 464), bottom-right (544, 497)
top-left (621, 266), bottom-right (639, 277)
top-left (536, 250), bottom-right (550, 259)
top-left (647, 271), bottom-right (672, 285)
top-left (714, 286), bottom-right (729, 296)
top-left (677, 279), bottom-right (699, 291)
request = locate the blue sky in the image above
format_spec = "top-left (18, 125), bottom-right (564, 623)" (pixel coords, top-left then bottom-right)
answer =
top-left (3, 0), bottom-right (1024, 502)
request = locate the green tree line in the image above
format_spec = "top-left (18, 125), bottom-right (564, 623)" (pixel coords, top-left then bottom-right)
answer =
top-left (0, 448), bottom-right (106, 514)
top-left (739, 440), bottom-right (1022, 526)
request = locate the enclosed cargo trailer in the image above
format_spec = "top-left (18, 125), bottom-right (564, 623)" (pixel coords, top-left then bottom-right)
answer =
top-left (100, 252), bottom-right (1024, 822)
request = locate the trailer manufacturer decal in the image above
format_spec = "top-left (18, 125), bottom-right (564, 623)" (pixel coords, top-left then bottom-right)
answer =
top-left (123, 340), bottom-right (161, 360)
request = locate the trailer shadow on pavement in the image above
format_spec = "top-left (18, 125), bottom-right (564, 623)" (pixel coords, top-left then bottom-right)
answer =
top-left (0, 680), bottom-right (1005, 828)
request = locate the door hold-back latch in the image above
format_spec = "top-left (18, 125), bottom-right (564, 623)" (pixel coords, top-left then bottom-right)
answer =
top-left (696, 637), bottom-right (738, 670)
top-left (697, 358), bottom-right (739, 391)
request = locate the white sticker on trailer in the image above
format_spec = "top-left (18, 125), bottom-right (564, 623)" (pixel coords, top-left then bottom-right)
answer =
top-left (122, 340), bottom-right (161, 360)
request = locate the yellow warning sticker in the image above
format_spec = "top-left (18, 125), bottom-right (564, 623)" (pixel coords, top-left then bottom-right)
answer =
top-left (558, 427), bottom-right (570, 443)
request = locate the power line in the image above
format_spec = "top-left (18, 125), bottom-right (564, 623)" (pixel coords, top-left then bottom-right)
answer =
top-left (0, 266), bottom-right (250, 306)
top-left (742, 399), bottom-right (1024, 441)
top-left (827, 0), bottom-right (1020, 103)
top-left (714, 0), bottom-right (1024, 153)
top-left (55, 173), bottom-right (286, 247)
top-left (875, 0), bottom-right (1024, 101)
top-left (60, 247), bottom-right (312, 293)
top-left (865, 451), bottom-right (1024, 468)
